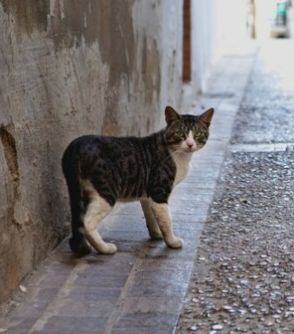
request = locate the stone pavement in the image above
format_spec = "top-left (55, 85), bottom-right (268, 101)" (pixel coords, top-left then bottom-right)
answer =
top-left (0, 49), bottom-right (255, 334)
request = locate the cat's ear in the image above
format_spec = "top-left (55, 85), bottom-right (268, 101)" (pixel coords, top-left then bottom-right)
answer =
top-left (165, 106), bottom-right (181, 125)
top-left (199, 108), bottom-right (214, 127)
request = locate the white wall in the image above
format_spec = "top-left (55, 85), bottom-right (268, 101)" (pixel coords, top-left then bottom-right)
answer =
top-left (187, 0), bottom-right (248, 98)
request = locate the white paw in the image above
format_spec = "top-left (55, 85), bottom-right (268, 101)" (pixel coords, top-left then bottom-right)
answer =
top-left (101, 242), bottom-right (117, 255)
top-left (167, 237), bottom-right (183, 249)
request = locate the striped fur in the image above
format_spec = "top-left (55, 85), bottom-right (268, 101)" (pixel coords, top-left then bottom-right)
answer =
top-left (62, 106), bottom-right (214, 254)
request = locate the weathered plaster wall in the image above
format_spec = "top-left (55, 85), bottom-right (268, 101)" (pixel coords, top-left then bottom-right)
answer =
top-left (0, 0), bottom-right (183, 302)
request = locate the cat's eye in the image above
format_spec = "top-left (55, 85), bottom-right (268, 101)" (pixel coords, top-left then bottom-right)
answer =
top-left (174, 129), bottom-right (185, 139)
top-left (194, 133), bottom-right (207, 145)
top-left (176, 130), bottom-right (184, 137)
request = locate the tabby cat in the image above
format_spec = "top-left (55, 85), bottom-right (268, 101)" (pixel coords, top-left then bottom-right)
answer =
top-left (62, 106), bottom-right (214, 255)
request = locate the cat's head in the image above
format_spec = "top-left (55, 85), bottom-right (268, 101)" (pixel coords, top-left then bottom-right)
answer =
top-left (164, 106), bottom-right (214, 153)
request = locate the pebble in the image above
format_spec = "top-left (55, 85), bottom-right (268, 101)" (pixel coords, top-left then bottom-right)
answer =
top-left (212, 324), bottom-right (223, 330)
top-left (189, 325), bottom-right (198, 331)
top-left (286, 296), bottom-right (294, 303)
top-left (19, 285), bottom-right (27, 293)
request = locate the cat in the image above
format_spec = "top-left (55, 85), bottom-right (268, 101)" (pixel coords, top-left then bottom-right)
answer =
top-left (62, 106), bottom-right (214, 255)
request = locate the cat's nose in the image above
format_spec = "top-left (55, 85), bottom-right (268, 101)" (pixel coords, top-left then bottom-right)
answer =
top-left (187, 143), bottom-right (193, 148)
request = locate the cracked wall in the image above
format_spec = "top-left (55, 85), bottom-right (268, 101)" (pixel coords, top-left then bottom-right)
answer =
top-left (0, 0), bottom-right (183, 302)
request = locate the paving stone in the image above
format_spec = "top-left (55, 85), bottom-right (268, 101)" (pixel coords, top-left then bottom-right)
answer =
top-left (113, 312), bottom-right (178, 331)
top-left (5, 317), bottom-right (39, 334)
top-left (126, 263), bottom-right (192, 297)
top-left (33, 316), bottom-right (106, 334)
top-left (78, 252), bottom-right (136, 270)
top-left (114, 241), bottom-right (148, 254)
top-left (136, 258), bottom-right (193, 273)
top-left (120, 296), bottom-right (182, 315)
top-left (11, 299), bottom-right (51, 320)
top-left (61, 286), bottom-right (121, 301)
top-left (173, 221), bottom-right (203, 232)
top-left (50, 260), bottom-right (132, 290)
top-left (101, 214), bottom-right (147, 232)
top-left (34, 287), bottom-right (60, 301)
top-left (27, 271), bottom-right (70, 288)
top-left (171, 209), bottom-right (208, 222)
top-left (48, 298), bottom-right (116, 317)
top-left (171, 195), bottom-right (213, 209)
top-left (113, 203), bottom-right (142, 216)
top-left (141, 239), bottom-right (197, 261)
top-left (101, 229), bottom-right (148, 242)
top-left (172, 213), bottom-right (206, 225)
top-left (73, 271), bottom-right (128, 288)
top-left (170, 205), bottom-right (209, 217)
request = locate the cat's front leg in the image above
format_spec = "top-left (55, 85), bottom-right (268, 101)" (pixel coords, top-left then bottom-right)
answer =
top-left (149, 200), bottom-right (183, 249)
top-left (140, 198), bottom-right (162, 240)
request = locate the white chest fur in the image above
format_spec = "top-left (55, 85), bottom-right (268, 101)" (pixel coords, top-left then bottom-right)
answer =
top-left (170, 151), bottom-right (193, 187)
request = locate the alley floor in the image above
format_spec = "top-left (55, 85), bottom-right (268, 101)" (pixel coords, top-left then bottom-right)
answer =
top-left (177, 41), bottom-right (294, 334)
top-left (2, 40), bottom-right (293, 334)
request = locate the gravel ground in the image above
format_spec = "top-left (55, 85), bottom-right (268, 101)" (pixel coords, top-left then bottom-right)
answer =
top-left (177, 150), bottom-right (294, 333)
top-left (177, 41), bottom-right (294, 334)
top-left (232, 42), bottom-right (294, 145)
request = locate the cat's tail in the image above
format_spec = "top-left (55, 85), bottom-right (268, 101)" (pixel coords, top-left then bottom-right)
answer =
top-left (62, 142), bottom-right (89, 254)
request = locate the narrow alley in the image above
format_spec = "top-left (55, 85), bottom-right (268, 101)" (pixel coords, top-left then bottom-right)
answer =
top-left (1, 2), bottom-right (294, 334)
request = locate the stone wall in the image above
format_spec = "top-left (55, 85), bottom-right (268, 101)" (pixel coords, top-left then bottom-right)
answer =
top-left (0, 0), bottom-right (183, 302)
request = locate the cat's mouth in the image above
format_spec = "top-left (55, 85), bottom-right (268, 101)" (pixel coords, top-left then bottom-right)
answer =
top-left (183, 143), bottom-right (199, 152)
top-left (170, 144), bottom-right (199, 154)
top-left (184, 147), bottom-right (197, 153)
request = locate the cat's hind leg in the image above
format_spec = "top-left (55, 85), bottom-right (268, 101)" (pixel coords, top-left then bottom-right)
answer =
top-left (140, 198), bottom-right (162, 240)
top-left (82, 181), bottom-right (117, 255)
top-left (67, 180), bottom-right (92, 255)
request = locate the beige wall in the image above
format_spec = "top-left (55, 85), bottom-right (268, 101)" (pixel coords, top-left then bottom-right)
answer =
top-left (0, 0), bottom-right (183, 302)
